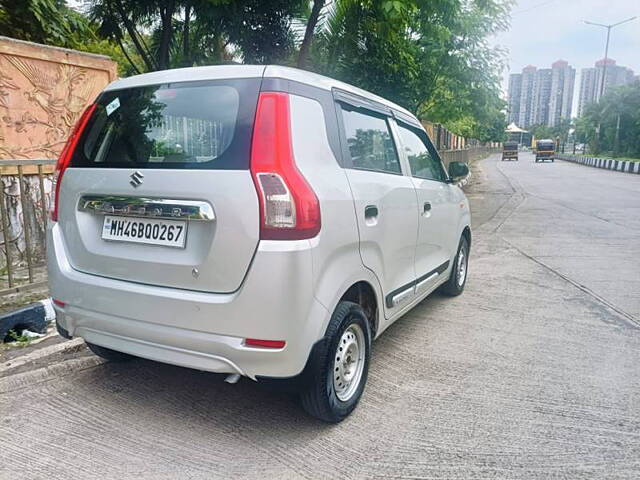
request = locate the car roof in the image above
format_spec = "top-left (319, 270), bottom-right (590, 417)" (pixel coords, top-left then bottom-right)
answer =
top-left (104, 64), bottom-right (415, 120)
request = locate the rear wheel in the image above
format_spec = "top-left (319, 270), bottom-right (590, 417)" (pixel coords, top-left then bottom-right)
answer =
top-left (300, 301), bottom-right (371, 423)
top-left (86, 342), bottom-right (133, 362)
top-left (440, 236), bottom-right (469, 296)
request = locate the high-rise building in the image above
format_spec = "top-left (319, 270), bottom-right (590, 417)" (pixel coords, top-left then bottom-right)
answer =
top-left (517, 65), bottom-right (537, 128)
top-left (507, 73), bottom-right (522, 124)
top-left (508, 60), bottom-right (575, 128)
top-left (548, 60), bottom-right (575, 127)
top-left (532, 68), bottom-right (552, 125)
top-left (578, 58), bottom-right (635, 116)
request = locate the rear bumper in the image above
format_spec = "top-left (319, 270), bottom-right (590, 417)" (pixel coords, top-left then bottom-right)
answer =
top-left (47, 222), bottom-right (329, 379)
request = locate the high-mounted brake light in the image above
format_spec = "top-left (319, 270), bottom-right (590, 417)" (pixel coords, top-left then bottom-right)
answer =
top-left (250, 92), bottom-right (320, 240)
top-left (50, 103), bottom-right (97, 222)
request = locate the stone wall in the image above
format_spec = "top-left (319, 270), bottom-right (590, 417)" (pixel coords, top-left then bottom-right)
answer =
top-left (0, 36), bottom-right (117, 163)
top-left (0, 37), bottom-right (117, 287)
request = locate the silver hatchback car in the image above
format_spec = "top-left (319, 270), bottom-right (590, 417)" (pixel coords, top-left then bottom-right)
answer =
top-left (48, 65), bottom-right (471, 422)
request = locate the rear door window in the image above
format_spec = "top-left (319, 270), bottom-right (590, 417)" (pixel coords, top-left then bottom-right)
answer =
top-left (71, 79), bottom-right (261, 170)
top-left (397, 124), bottom-right (447, 182)
top-left (340, 107), bottom-right (401, 174)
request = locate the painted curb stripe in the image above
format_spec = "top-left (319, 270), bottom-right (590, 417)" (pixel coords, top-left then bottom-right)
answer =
top-left (557, 155), bottom-right (638, 175)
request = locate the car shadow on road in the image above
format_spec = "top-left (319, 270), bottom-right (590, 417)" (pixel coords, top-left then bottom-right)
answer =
top-left (63, 290), bottom-right (452, 442)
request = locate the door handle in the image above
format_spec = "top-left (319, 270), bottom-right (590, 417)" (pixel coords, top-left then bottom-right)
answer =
top-left (364, 205), bottom-right (379, 219)
top-left (423, 202), bottom-right (432, 213)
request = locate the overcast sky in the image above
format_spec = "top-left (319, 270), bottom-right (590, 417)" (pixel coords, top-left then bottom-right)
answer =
top-left (492, 0), bottom-right (639, 115)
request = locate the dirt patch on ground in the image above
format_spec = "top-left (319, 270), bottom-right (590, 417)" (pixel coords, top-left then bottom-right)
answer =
top-left (0, 283), bottom-right (49, 316)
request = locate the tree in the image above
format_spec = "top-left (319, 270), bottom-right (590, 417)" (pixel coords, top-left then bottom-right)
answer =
top-left (88, 0), bottom-right (305, 71)
top-left (0, 0), bottom-right (90, 47)
top-left (1, 0), bottom-right (512, 143)
top-left (306, 0), bottom-right (512, 142)
top-left (297, 0), bottom-right (325, 68)
top-left (576, 83), bottom-right (640, 157)
top-left (0, 0), bottom-right (137, 75)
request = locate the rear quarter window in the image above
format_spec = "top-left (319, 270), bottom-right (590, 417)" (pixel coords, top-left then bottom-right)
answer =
top-left (340, 107), bottom-right (401, 174)
top-left (71, 78), bottom-right (261, 170)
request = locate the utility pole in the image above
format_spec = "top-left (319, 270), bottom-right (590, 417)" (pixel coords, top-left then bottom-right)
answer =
top-left (584, 17), bottom-right (637, 101)
top-left (613, 114), bottom-right (621, 157)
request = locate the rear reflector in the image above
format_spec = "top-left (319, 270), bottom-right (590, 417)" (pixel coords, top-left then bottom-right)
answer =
top-left (52, 299), bottom-right (66, 308)
top-left (245, 338), bottom-right (286, 349)
top-left (250, 91), bottom-right (320, 240)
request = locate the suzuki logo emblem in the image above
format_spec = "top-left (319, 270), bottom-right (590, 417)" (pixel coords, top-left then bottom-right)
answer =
top-left (129, 171), bottom-right (144, 188)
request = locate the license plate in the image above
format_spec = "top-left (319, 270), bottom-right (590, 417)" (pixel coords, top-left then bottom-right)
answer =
top-left (102, 215), bottom-right (187, 248)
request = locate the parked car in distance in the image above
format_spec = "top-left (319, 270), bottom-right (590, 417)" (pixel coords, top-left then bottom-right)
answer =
top-left (535, 139), bottom-right (555, 162)
top-left (47, 65), bottom-right (471, 423)
top-left (502, 141), bottom-right (519, 161)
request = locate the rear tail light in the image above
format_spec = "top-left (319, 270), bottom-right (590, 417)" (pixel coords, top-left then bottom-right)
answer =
top-left (52, 299), bottom-right (66, 308)
top-left (250, 92), bottom-right (320, 240)
top-left (50, 103), bottom-right (97, 222)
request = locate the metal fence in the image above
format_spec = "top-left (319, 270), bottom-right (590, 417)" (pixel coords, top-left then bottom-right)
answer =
top-left (0, 159), bottom-right (55, 295)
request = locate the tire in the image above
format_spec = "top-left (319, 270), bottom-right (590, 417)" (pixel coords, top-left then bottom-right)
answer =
top-left (86, 342), bottom-right (133, 362)
top-left (440, 235), bottom-right (469, 297)
top-left (300, 301), bottom-right (371, 423)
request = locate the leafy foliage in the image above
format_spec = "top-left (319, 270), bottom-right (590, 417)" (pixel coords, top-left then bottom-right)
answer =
top-left (0, 0), bottom-right (512, 142)
top-left (575, 82), bottom-right (640, 157)
top-left (307, 0), bottom-right (511, 141)
top-left (529, 118), bottom-right (571, 144)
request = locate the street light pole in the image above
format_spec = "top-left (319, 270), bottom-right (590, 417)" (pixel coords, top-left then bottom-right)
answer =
top-left (584, 17), bottom-right (636, 154)
top-left (584, 17), bottom-right (637, 102)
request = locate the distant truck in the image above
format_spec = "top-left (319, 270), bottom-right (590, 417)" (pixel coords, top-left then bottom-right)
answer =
top-left (535, 139), bottom-right (555, 163)
top-left (501, 141), bottom-right (518, 161)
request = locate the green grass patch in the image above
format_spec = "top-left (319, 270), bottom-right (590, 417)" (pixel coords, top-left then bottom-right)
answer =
top-left (5, 329), bottom-right (33, 347)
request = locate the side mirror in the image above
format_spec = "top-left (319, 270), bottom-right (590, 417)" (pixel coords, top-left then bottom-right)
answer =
top-left (448, 161), bottom-right (469, 181)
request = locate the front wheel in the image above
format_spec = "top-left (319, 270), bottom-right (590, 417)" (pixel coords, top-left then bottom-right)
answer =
top-left (300, 301), bottom-right (371, 423)
top-left (440, 235), bottom-right (469, 296)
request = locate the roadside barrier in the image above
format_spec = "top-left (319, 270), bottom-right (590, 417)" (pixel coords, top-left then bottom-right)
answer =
top-left (0, 159), bottom-right (54, 295)
top-left (556, 154), bottom-right (640, 175)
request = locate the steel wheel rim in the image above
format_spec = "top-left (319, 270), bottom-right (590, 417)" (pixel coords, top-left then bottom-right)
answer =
top-left (456, 246), bottom-right (467, 287)
top-left (333, 323), bottom-right (366, 402)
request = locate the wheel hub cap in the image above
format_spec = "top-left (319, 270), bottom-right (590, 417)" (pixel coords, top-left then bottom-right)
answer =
top-left (333, 324), bottom-right (366, 402)
top-left (457, 247), bottom-right (467, 287)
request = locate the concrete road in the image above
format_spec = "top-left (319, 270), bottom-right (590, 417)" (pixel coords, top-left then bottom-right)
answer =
top-left (1, 153), bottom-right (639, 479)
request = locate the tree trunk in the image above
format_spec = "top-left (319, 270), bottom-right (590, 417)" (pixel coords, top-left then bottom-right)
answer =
top-left (297, 0), bottom-right (325, 69)
top-left (114, 0), bottom-right (156, 71)
top-left (182, 3), bottom-right (191, 66)
top-left (116, 37), bottom-right (141, 75)
top-left (157, 1), bottom-right (176, 70)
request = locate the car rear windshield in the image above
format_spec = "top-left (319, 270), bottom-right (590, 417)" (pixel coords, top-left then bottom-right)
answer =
top-left (71, 78), bottom-right (261, 170)
top-left (537, 141), bottom-right (554, 150)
